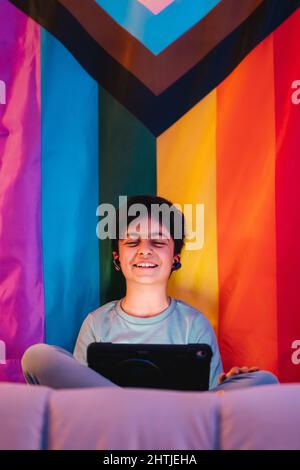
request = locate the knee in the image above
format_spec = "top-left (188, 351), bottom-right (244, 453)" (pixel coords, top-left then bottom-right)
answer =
top-left (21, 343), bottom-right (55, 375)
top-left (250, 370), bottom-right (279, 386)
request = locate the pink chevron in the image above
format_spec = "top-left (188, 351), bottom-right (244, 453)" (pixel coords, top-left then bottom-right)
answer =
top-left (137, 0), bottom-right (175, 14)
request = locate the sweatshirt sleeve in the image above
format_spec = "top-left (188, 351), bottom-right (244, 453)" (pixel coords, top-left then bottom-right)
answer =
top-left (73, 314), bottom-right (97, 366)
top-left (193, 315), bottom-right (223, 390)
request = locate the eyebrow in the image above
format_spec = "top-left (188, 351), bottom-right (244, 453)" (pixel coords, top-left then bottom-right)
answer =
top-left (125, 231), bottom-right (170, 239)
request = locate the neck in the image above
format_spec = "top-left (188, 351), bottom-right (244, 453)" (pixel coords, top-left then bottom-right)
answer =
top-left (121, 283), bottom-right (170, 317)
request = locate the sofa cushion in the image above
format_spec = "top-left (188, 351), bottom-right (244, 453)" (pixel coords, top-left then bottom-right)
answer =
top-left (0, 383), bottom-right (50, 450)
top-left (220, 384), bottom-right (300, 450)
top-left (48, 387), bottom-right (219, 450)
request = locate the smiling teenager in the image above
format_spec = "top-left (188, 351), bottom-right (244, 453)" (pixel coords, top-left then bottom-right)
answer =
top-left (21, 195), bottom-right (278, 391)
top-left (111, 196), bottom-right (182, 319)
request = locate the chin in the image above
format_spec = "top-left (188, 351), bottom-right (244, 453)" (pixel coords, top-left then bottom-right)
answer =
top-left (136, 275), bottom-right (169, 285)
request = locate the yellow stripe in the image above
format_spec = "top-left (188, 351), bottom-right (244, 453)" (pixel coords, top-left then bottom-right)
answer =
top-left (157, 90), bottom-right (219, 331)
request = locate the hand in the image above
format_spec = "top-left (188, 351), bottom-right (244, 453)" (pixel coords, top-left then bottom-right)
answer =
top-left (217, 366), bottom-right (260, 385)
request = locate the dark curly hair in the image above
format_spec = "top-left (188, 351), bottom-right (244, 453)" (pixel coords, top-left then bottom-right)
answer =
top-left (112, 195), bottom-right (185, 256)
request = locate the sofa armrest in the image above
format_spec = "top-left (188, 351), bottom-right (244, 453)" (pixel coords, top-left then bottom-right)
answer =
top-left (0, 383), bottom-right (50, 450)
top-left (220, 383), bottom-right (300, 450)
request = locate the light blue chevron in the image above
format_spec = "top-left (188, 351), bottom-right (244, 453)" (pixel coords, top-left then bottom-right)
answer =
top-left (95, 0), bottom-right (221, 55)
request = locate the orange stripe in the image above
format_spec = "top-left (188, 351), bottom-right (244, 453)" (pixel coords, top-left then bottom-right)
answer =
top-left (216, 36), bottom-right (278, 373)
top-left (157, 91), bottom-right (219, 331)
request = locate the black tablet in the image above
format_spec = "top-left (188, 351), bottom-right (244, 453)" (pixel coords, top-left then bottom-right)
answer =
top-left (87, 342), bottom-right (212, 391)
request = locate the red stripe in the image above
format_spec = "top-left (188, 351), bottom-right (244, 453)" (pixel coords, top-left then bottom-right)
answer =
top-left (274, 8), bottom-right (300, 382)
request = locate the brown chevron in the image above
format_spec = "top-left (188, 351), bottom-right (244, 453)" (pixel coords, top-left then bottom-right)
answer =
top-left (60, 0), bottom-right (263, 95)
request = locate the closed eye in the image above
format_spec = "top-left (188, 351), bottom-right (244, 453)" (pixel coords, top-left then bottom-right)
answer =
top-left (123, 239), bottom-right (168, 247)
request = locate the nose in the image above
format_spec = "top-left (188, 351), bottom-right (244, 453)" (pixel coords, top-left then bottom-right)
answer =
top-left (137, 240), bottom-right (153, 255)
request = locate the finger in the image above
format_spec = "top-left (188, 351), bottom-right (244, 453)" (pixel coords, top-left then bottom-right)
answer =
top-left (219, 372), bottom-right (226, 382)
top-left (240, 367), bottom-right (250, 373)
top-left (218, 373), bottom-right (227, 384)
top-left (227, 367), bottom-right (241, 377)
top-left (249, 366), bottom-right (260, 372)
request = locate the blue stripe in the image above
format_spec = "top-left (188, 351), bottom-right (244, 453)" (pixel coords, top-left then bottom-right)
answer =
top-left (41, 30), bottom-right (100, 352)
top-left (95, 0), bottom-right (220, 54)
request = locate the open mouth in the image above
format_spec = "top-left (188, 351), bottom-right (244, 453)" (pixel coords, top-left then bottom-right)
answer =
top-left (133, 263), bottom-right (158, 269)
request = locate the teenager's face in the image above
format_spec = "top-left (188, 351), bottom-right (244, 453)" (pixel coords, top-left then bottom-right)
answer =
top-left (114, 216), bottom-right (179, 286)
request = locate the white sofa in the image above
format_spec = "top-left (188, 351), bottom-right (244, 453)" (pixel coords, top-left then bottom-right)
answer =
top-left (0, 382), bottom-right (299, 450)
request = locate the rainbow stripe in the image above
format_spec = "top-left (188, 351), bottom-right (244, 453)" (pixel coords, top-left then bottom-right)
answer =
top-left (0, 2), bottom-right (43, 381)
top-left (1, 0), bottom-right (300, 382)
top-left (216, 36), bottom-right (277, 373)
top-left (274, 10), bottom-right (300, 382)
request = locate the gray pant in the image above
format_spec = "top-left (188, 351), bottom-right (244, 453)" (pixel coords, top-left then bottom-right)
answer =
top-left (21, 343), bottom-right (279, 392)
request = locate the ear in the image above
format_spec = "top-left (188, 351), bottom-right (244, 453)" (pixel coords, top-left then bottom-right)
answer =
top-left (112, 251), bottom-right (119, 260)
top-left (173, 254), bottom-right (181, 263)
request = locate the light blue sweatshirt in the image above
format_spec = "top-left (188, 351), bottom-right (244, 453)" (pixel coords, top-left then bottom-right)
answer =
top-left (73, 298), bottom-right (223, 389)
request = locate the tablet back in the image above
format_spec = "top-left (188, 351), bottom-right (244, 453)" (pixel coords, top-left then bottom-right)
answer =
top-left (87, 343), bottom-right (212, 391)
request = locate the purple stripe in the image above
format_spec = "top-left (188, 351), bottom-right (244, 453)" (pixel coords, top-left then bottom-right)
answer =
top-left (0, 1), bottom-right (44, 382)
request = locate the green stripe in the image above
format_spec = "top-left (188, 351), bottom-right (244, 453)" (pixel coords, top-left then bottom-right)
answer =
top-left (99, 88), bottom-right (157, 304)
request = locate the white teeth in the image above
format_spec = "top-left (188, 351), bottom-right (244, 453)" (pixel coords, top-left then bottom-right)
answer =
top-left (135, 263), bottom-right (157, 267)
